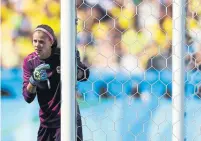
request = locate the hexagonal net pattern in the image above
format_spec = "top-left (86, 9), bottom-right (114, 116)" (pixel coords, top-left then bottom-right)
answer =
top-left (76, 0), bottom-right (201, 140)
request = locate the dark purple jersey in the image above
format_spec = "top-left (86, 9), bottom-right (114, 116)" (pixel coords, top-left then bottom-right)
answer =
top-left (23, 48), bottom-right (89, 129)
top-left (23, 48), bottom-right (61, 128)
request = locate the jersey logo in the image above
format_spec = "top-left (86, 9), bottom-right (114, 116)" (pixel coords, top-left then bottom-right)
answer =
top-left (56, 66), bottom-right (60, 74)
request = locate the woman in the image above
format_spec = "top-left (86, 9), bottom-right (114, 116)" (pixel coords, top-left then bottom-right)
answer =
top-left (22, 24), bottom-right (89, 141)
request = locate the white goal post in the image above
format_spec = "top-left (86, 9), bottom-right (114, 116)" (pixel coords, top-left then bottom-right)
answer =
top-left (172, 0), bottom-right (186, 140)
top-left (61, 0), bottom-right (76, 141)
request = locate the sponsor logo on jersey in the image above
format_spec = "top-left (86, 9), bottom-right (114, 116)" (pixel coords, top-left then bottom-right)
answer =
top-left (56, 66), bottom-right (60, 74)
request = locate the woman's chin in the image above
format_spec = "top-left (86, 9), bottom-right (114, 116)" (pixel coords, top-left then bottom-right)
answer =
top-left (37, 53), bottom-right (44, 59)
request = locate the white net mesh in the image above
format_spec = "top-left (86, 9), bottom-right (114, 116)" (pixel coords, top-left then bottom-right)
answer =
top-left (76, 0), bottom-right (201, 140)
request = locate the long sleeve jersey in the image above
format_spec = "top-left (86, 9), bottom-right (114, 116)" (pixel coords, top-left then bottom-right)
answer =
top-left (22, 48), bottom-right (89, 128)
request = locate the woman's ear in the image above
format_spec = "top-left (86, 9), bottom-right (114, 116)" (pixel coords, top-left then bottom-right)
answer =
top-left (51, 40), bottom-right (54, 46)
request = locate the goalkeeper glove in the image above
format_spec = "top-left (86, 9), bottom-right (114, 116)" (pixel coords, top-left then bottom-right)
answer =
top-left (29, 63), bottom-right (50, 86)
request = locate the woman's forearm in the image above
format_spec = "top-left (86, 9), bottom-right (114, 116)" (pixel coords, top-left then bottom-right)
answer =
top-left (27, 83), bottom-right (37, 94)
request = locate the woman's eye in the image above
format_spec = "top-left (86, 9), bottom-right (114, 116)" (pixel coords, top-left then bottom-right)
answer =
top-left (39, 41), bottom-right (44, 44)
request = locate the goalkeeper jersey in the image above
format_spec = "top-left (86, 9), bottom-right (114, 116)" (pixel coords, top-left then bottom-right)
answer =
top-left (22, 48), bottom-right (89, 128)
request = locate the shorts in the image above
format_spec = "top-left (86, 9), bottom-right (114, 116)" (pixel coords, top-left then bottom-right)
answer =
top-left (37, 126), bottom-right (60, 141)
top-left (37, 105), bottom-right (83, 141)
top-left (37, 122), bottom-right (82, 141)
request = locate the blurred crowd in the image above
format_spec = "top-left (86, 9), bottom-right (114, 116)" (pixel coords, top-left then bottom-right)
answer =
top-left (76, 0), bottom-right (201, 73)
top-left (1, 0), bottom-right (60, 68)
top-left (1, 0), bottom-right (201, 73)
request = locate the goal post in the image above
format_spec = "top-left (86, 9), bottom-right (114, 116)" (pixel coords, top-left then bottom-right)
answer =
top-left (61, 0), bottom-right (76, 140)
top-left (172, 0), bottom-right (186, 140)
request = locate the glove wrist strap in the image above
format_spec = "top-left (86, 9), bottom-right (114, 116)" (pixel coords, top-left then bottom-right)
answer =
top-left (29, 76), bottom-right (37, 86)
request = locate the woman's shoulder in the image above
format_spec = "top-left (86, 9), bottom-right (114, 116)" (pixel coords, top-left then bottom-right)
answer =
top-left (54, 47), bottom-right (60, 56)
top-left (24, 52), bottom-right (38, 62)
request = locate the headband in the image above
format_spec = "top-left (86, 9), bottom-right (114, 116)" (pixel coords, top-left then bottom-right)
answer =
top-left (34, 27), bottom-right (54, 42)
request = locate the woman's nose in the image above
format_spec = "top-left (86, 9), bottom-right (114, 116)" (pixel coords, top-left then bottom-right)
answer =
top-left (34, 42), bottom-right (39, 47)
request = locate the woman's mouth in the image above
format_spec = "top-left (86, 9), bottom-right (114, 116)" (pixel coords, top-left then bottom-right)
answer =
top-left (36, 49), bottom-right (42, 54)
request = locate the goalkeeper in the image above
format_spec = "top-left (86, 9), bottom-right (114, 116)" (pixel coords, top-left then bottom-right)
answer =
top-left (22, 24), bottom-right (89, 141)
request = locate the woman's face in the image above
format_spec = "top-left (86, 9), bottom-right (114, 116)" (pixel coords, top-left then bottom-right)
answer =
top-left (33, 31), bottom-right (53, 59)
